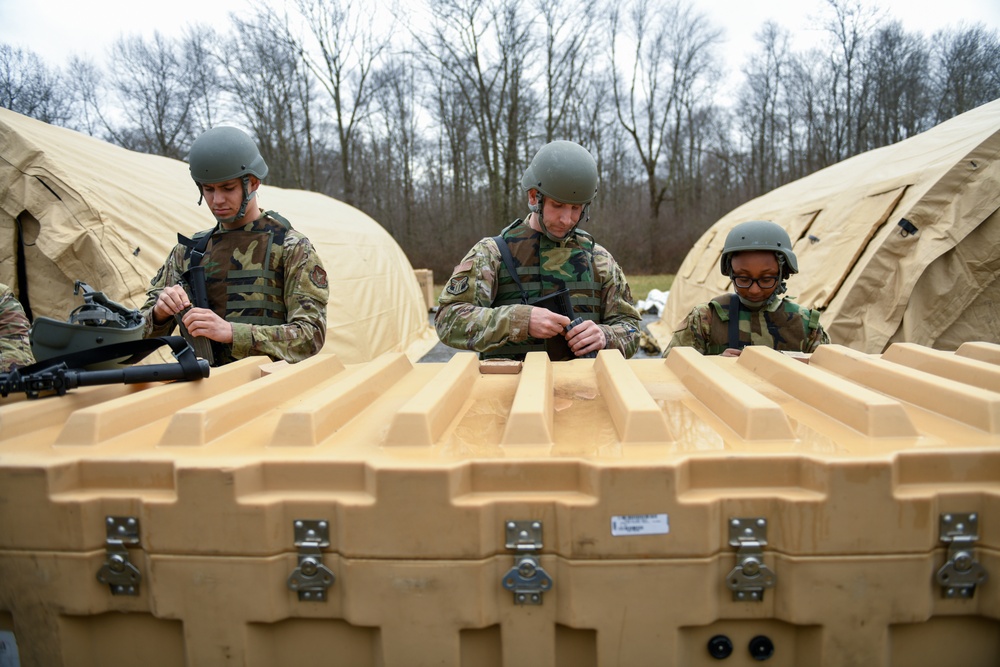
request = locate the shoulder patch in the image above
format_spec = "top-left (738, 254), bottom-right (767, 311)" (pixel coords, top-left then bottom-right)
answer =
top-left (310, 265), bottom-right (328, 289)
top-left (454, 260), bottom-right (473, 274)
top-left (446, 275), bottom-right (469, 295)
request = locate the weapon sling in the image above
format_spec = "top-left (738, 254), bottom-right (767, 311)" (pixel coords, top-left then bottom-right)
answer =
top-left (176, 226), bottom-right (218, 365)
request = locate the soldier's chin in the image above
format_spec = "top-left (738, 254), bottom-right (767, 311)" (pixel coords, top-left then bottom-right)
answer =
top-left (213, 213), bottom-right (238, 224)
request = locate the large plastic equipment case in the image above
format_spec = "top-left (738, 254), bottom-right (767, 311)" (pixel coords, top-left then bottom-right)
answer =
top-left (1, 342), bottom-right (998, 666)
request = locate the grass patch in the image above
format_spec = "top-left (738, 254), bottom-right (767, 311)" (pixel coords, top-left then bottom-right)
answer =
top-left (626, 274), bottom-right (674, 299)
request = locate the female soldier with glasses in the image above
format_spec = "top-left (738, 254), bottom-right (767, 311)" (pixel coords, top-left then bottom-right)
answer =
top-left (662, 220), bottom-right (829, 358)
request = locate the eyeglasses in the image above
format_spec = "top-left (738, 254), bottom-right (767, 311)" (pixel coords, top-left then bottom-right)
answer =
top-left (731, 275), bottom-right (779, 290)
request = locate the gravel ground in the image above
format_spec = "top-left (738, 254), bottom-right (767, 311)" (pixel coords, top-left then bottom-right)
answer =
top-left (417, 311), bottom-right (663, 362)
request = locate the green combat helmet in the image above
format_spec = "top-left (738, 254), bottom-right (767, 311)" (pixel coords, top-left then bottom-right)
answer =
top-left (520, 140), bottom-right (599, 205)
top-left (188, 126), bottom-right (268, 222)
top-left (520, 140), bottom-right (599, 241)
top-left (30, 281), bottom-right (145, 370)
top-left (720, 220), bottom-right (799, 278)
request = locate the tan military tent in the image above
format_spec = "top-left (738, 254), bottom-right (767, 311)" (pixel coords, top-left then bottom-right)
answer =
top-left (0, 108), bottom-right (437, 364)
top-left (651, 98), bottom-right (1000, 353)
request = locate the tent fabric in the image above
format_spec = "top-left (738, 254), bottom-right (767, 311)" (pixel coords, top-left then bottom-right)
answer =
top-left (0, 109), bottom-right (437, 365)
top-left (651, 98), bottom-right (1000, 353)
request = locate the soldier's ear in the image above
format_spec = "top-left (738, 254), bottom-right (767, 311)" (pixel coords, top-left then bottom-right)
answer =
top-left (527, 189), bottom-right (540, 210)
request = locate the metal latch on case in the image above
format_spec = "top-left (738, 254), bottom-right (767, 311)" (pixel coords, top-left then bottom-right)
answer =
top-left (286, 519), bottom-right (336, 602)
top-left (725, 517), bottom-right (776, 602)
top-left (502, 520), bottom-right (553, 605)
top-left (96, 516), bottom-right (142, 596)
top-left (936, 512), bottom-right (988, 599)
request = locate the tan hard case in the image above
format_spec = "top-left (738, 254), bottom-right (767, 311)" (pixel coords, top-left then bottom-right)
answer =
top-left (1, 342), bottom-right (998, 666)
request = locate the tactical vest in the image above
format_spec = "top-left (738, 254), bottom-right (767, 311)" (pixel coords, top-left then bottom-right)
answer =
top-left (483, 219), bottom-right (602, 360)
top-left (184, 213), bottom-right (290, 328)
top-left (704, 293), bottom-right (822, 355)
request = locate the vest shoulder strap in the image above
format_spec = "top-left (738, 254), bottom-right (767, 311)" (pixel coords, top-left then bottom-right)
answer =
top-left (492, 235), bottom-right (529, 305)
top-left (264, 210), bottom-right (292, 229)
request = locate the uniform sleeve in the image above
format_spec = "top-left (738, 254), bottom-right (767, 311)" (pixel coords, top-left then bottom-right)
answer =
top-left (661, 304), bottom-right (711, 357)
top-left (434, 239), bottom-right (534, 353)
top-left (0, 286), bottom-right (35, 372)
top-left (805, 321), bottom-right (831, 352)
top-left (140, 247), bottom-right (184, 339)
top-left (230, 233), bottom-right (329, 363)
top-left (593, 245), bottom-right (641, 359)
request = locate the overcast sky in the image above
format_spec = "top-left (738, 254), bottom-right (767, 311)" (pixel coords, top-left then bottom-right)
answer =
top-left (2, 0), bottom-right (998, 88)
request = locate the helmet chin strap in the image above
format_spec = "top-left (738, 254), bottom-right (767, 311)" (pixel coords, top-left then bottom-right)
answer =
top-left (533, 194), bottom-right (590, 243)
top-left (733, 253), bottom-right (787, 310)
top-left (197, 175), bottom-right (256, 224)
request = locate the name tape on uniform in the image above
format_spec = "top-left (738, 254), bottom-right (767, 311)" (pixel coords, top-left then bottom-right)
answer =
top-left (611, 513), bottom-right (669, 537)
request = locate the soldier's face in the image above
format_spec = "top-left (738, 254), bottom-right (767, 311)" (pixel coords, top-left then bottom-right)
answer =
top-left (200, 176), bottom-right (260, 226)
top-left (730, 251), bottom-right (780, 303)
top-left (531, 192), bottom-right (584, 239)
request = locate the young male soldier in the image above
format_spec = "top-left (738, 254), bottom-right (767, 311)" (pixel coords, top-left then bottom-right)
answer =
top-left (663, 219), bottom-right (829, 357)
top-left (141, 126), bottom-right (329, 365)
top-left (0, 283), bottom-right (35, 372)
top-left (436, 140), bottom-right (641, 360)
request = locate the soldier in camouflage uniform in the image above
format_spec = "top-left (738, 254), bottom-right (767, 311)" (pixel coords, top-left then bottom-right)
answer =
top-left (663, 220), bottom-right (829, 358)
top-left (0, 282), bottom-right (35, 372)
top-left (142, 127), bottom-right (328, 366)
top-left (436, 140), bottom-right (640, 360)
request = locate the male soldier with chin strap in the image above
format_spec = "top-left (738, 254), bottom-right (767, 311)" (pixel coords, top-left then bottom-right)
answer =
top-left (140, 126), bottom-right (329, 366)
top-left (435, 140), bottom-right (641, 361)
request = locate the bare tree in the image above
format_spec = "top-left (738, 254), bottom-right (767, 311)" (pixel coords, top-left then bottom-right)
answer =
top-left (182, 25), bottom-right (224, 134)
top-left (101, 32), bottom-right (198, 157)
top-left (369, 57), bottom-right (422, 242)
top-left (864, 21), bottom-right (931, 147)
top-left (535, 0), bottom-right (599, 143)
top-left (293, 0), bottom-right (392, 206)
top-left (737, 22), bottom-right (792, 195)
top-left (932, 24), bottom-right (1000, 123)
top-left (820, 0), bottom-right (882, 159)
top-left (610, 0), bottom-right (721, 270)
top-left (0, 44), bottom-right (73, 126)
top-left (417, 0), bottom-right (534, 232)
top-left (218, 10), bottom-right (327, 192)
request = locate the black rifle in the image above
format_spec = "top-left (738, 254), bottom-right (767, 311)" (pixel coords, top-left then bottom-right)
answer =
top-left (177, 231), bottom-right (216, 366)
top-left (532, 289), bottom-right (597, 360)
top-left (1, 336), bottom-right (209, 399)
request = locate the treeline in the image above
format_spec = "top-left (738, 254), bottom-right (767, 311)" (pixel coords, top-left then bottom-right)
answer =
top-left (2, 0), bottom-right (999, 279)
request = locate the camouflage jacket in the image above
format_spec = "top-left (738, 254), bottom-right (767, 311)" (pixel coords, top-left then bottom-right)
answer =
top-left (435, 220), bottom-right (641, 359)
top-left (141, 212), bottom-right (329, 365)
top-left (663, 292), bottom-right (829, 356)
top-left (0, 283), bottom-right (35, 372)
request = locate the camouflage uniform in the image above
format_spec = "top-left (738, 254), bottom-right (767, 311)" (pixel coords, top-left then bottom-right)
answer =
top-left (0, 283), bottom-right (35, 372)
top-left (436, 219), bottom-right (641, 359)
top-left (141, 212), bottom-right (329, 365)
top-left (663, 292), bottom-right (829, 356)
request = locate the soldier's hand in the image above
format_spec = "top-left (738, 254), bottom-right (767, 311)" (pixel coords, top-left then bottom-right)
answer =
top-left (565, 319), bottom-right (606, 356)
top-left (181, 307), bottom-right (234, 344)
top-left (152, 284), bottom-right (191, 324)
top-left (528, 307), bottom-right (571, 339)
top-left (721, 348), bottom-right (742, 357)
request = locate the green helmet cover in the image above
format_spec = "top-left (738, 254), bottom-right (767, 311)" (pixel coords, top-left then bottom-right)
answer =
top-left (520, 140), bottom-right (598, 205)
top-left (720, 220), bottom-right (799, 277)
top-left (188, 126), bottom-right (268, 184)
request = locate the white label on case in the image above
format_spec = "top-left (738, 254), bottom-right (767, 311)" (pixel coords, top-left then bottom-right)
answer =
top-left (611, 513), bottom-right (669, 536)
